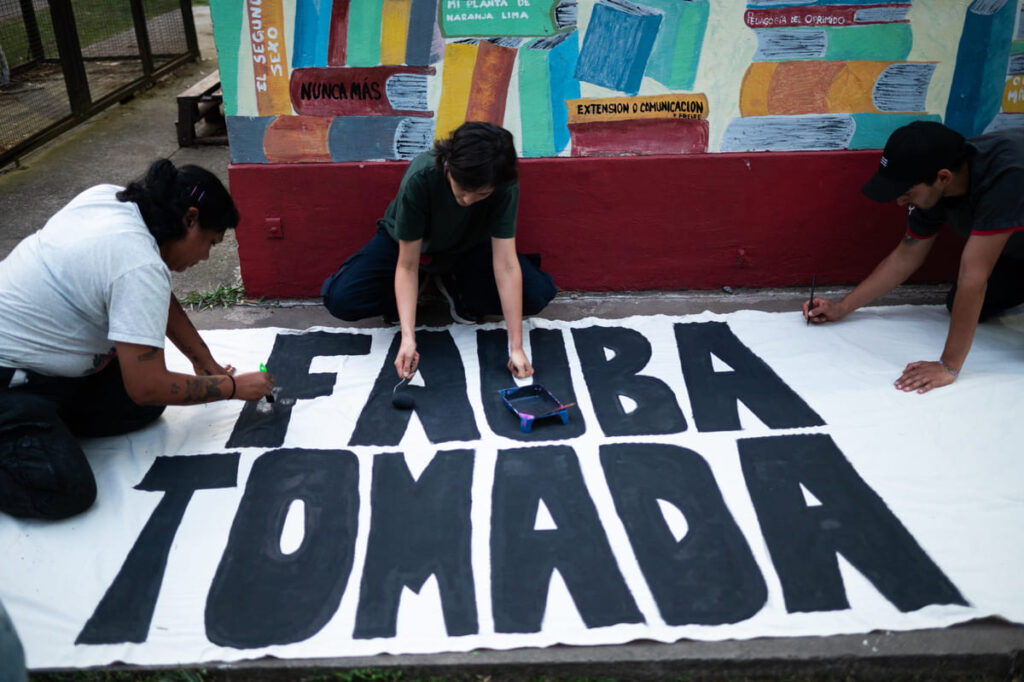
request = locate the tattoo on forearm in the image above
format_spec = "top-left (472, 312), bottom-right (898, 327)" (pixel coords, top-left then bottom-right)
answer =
top-left (179, 376), bottom-right (229, 403)
top-left (137, 348), bottom-right (159, 362)
top-left (179, 341), bottom-right (211, 369)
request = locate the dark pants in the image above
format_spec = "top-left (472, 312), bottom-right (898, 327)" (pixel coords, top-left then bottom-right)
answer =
top-left (321, 226), bottom-right (558, 322)
top-left (946, 253), bottom-right (1024, 321)
top-left (0, 359), bottom-right (164, 520)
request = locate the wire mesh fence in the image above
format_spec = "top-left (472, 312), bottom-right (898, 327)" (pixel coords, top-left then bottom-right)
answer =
top-left (0, 0), bottom-right (197, 168)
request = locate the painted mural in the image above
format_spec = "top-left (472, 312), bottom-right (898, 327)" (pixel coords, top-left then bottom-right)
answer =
top-left (983, 0), bottom-right (1024, 132)
top-left (211, 0), bottom-right (1024, 163)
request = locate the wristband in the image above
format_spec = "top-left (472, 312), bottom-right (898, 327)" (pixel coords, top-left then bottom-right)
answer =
top-left (939, 360), bottom-right (959, 379)
top-left (227, 374), bottom-right (236, 399)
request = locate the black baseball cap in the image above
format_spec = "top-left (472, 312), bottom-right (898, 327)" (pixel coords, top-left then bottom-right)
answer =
top-left (861, 121), bottom-right (966, 202)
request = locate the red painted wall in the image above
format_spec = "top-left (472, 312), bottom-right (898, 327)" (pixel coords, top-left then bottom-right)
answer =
top-left (229, 150), bottom-right (963, 298)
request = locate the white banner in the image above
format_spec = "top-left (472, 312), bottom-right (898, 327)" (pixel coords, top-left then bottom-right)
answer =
top-left (3, 306), bottom-right (1023, 669)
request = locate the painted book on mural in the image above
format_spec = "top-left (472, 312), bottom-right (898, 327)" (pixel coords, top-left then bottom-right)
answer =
top-left (642, 0), bottom-right (709, 91)
top-left (465, 38), bottom-right (522, 126)
top-left (519, 32), bottom-right (581, 157)
top-left (289, 66), bottom-right (435, 117)
top-left (739, 60), bottom-right (936, 115)
top-left (566, 93), bottom-right (709, 156)
top-left (575, 0), bottom-right (663, 95)
top-left (226, 115), bottom-right (434, 163)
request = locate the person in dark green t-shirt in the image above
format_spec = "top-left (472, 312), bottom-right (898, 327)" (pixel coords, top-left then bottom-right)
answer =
top-left (322, 122), bottom-right (557, 380)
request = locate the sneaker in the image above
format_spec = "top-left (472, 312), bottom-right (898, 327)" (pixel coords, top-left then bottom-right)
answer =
top-left (434, 275), bottom-right (480, 325)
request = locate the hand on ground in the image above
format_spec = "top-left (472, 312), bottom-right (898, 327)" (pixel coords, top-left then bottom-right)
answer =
top-left (894, 360), bottom-right (957, 394)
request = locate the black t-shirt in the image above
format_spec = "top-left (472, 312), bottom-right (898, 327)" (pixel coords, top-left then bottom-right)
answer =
top-left (377, 151), bottom-right (518, 254)
top-left (907, 127), bottom-right (1024, 258)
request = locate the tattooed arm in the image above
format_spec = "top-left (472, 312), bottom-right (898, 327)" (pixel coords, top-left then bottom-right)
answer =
top-left (115, 341), bottom-right (273, 405)
top-left (166, 294), bottom-right (233, 376)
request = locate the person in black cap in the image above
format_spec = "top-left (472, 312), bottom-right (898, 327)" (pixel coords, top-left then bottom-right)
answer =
top-left (804, 121), bottom-right (1024, 394)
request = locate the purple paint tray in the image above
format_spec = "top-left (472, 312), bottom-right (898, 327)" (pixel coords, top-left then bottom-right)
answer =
top-left (498, 384), bottom-right (571, 434)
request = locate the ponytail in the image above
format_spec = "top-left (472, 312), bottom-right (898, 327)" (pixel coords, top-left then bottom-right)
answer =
top-left (117, 159), bottom-right (239, 245)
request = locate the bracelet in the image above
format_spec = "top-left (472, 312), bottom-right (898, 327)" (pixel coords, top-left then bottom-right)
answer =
top-left (227, 374), bottom-right (236, 399)
top-left (939, 360), bottom-right (960, 379)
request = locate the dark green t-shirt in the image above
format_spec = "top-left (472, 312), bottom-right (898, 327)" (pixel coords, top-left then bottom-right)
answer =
top-left (378, 151), bottom-right (518, 254)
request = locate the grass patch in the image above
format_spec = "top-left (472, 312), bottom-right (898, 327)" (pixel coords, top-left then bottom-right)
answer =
top-left (0, 0), bottom-right (182, 68)
top-left (26, 671), bottom-right (1024, 682)
top-left (32, 671), bottom-right (206, 682)
top-left (30, 671), bottom-right (410, 682)
top-left (180, 283), bottom-right (245, 311)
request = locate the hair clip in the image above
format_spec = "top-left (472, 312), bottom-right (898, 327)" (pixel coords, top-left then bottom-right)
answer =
top-left (189, 185), bottom-right (206, 203)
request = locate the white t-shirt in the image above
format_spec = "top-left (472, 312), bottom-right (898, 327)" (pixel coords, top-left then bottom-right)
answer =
top-left (0, 185), bottom-right (171, 377)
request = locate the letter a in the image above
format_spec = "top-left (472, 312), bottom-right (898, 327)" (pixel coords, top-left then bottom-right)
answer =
top-left (739, 434), bottom-right (966, 613)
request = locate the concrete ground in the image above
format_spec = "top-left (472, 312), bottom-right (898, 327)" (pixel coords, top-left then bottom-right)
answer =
top-left (2, 7), bottom-right (1022, 681)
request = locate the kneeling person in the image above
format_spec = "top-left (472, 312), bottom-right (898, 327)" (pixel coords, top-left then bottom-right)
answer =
top-left (805, 121), bottom-right (1024, 393)
top-left (0, 160), bottom-right (274, 520)
top-left (322, 122), bottom-right (557, 380)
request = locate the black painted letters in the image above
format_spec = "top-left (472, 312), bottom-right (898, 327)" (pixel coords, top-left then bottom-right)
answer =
top-left (205, 448), bottom-right (360, 647)
top-left (739, 434), bottom-right (966, 613)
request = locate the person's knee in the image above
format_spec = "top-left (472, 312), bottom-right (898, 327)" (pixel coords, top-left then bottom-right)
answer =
top-left (0, 431), bottom-right (97, 520)
top-left (15, 459), bottom-right (96, 520)
top-left (323, 294), bottom-right (355, 321)
top-left (322, 272), bottom-right (379, 321)
top-left (123, 403), bottom-right (165, 433)
top-left (37, 476), bottom-right (96, 520)
top-left (69, 402), bottom-right (165, 438)
top-left (323, 291), bottom-right (376, 321)
top-left (523, 274), bottom-right (557, 316)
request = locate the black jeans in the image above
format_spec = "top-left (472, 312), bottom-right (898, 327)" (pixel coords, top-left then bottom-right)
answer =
top-left (945, 253), bottom-right (1024, 321)
top-left (321, 226), bottom-right (558, 321)
top-left (0, 359), bottom-right (164, 520)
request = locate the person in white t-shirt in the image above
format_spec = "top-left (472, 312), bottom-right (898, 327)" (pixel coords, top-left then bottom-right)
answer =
top-left (0, 159), bottom-right (274, 520)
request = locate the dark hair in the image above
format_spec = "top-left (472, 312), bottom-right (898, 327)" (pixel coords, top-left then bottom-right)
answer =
top-left (433, 122), bottom-right (517, 190)
top-left (117, 159), bottom-right (240, 245)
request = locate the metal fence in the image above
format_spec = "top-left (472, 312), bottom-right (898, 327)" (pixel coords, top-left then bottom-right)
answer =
top-left (0, 0), bottom-right (198, 169)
